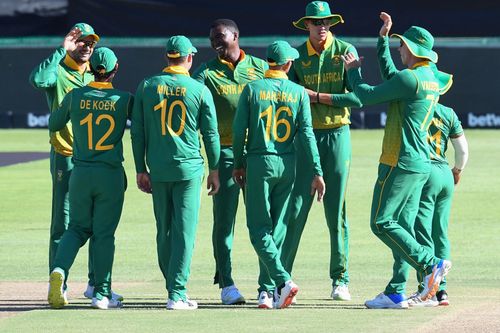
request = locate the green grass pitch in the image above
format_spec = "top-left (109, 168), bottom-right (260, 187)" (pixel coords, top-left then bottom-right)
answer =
top-left (0, 129), bottom-right (499, 332)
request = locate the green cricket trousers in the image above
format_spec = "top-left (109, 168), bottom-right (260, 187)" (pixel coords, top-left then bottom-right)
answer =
top-left (152, 176), bottom-right (202, 301)
top-left (282, 125), bottom-right (350, 287)
top-left (53, 165), bottom-right (124, 299)
top-left (370, 164), bottom-right (440, 295)
top-left (246, 154), bottom-right (294, 292)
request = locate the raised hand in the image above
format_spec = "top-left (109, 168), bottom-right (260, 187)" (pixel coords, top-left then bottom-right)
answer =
top-left (62, 27), bottom-right (82, 52)
top-left (379, 12), bottom-right (393, 37)
top-left (341, 53), bottom-right (363, 70)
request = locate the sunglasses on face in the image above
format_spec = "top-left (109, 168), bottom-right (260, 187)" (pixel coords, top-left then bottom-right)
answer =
top-left (311, 18), bottom-right (333, 26)
top-left (78, 40), bottom-right (97, 48)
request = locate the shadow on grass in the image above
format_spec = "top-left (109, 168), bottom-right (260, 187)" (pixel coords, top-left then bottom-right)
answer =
top-left (0, 298), bottom-right (367, 314)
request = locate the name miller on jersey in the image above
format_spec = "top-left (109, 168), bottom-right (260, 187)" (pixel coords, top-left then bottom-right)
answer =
top-left (80, 99), bottom-right (116, 111)
top-left (157, 85), bottom-right (187, 97)
top-left (258, 90), bottom-right (299, 103)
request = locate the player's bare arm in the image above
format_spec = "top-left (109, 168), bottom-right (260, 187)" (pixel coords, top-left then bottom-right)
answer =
top-left (379, 12), bottom-right (393, 37)
top-left (311, 175), bottom-right (326, 202)
top-left (207, 169), bottom-right (220, 195)
top-left (136, 172), bottom-right (152, 194)
top-left (341, 53), bottom-right (363, 70)
top-left (232, 168), bottom-right (246, 189)
top-left (62, 27), bottom-right (82, 52)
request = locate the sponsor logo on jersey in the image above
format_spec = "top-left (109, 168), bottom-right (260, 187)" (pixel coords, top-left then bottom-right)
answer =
top-left (57, 170), bottom-right (63, 182)
top-left (332, 55), bottom-right (341, 65)
top-left (215, 70), bottom-right (226, 78)
top-left (247, 68), bottom-right (257, 80)
top-left (301, 60), bottom-right (312, 68)
top-left (85, 90), bottom-right (107, 98)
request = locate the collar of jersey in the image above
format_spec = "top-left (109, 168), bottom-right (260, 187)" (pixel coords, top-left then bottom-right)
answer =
top-left (307, 31), bottom-right (333, 56)
top-left (411, 60), bottom-right (430, 69)
top-left (63, 54), bottom-right (89, 74)
top-left (163, 66), bottom-right (190, 75)
top-left (264, 69), bottom-right (288, 79)
top-left (88, 81), bottom-right (114, 89)
top-left (218, 50), bottom-right (246, 71)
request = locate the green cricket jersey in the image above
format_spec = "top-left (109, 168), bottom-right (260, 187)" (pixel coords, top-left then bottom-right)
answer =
top-left (428, 104), bottom-right (463, 164)
top-left (48, 81), bottom-right (133, 168)
top-left (290, 32), bottom-right (361, 129)
top-left (347, 36), bottom-right (441, 173)
top-left (131, 65), bottom-right (220, 182)
top-left (192, 50), bottom-right (268, 145)
top-left (233, 70), bottom-right (322, 176)
top-left (30, 47), bottom-right (95, 156)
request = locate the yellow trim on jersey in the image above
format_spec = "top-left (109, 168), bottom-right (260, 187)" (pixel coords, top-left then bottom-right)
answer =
top-left (411, 60), bottom-right (430, 69)
top-left (63, 54), bottom-right (89, 74)
top-left (306, 31), bottom-right (333, 56)
top-left (162, 66), bottom-right (190, 76)
top-left (218, 50), bottom-right (246, 71)
top-left (264, 69), bottom-right (288, 79)
top-left (88, 81), bottom-right (114, 89)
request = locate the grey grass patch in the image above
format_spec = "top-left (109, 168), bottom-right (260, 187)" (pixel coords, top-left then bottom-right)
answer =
top-left (0, 152), bottom-right (49, 167)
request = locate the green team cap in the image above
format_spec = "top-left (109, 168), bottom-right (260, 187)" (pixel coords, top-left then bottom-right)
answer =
top-left (293, 1), bottom-right (344, 31)
top-left (391, 26), bottom-right (438, 63)
top-left (72, 22), bottom-right (100, 41)
top-left (266, 41), bottom-right (300, 66)
top-left (429, 63), bottom-right (453, 95)
top-left (166, 35), bottom-right (198, 58)
top-left (90, 47), bottom-right (118, 74)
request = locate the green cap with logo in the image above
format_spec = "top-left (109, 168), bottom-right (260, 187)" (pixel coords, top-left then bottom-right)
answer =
top-left (72, 22), bottom-right (100, 41)
top-left (166, 35), bottom-right (198, 58)
top-left (293, 1), bottom-right (344, 31)
top-left (391, 26), bottom-right (438, 63)
top-left (428, 63), bottom-right (453, 95)
top-left (267, 41), bottom-right (300, 66)
top-left (90, 47), bottom-right (118, 74)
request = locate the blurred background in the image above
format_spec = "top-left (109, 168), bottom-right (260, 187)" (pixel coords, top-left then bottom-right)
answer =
top-left (1, 0), bottom-right (500, 129)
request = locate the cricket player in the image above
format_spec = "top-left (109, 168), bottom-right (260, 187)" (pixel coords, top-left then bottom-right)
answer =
top-left (342, 12), bottom-right (452, 309)
top-left (192, 18), bottom-right (268, 305)
top-left (131, 36), bottom-right (220, 310)
top-left (47, 47), bottom-right (132, 309)
top-left (233, 41), bottom-right (325, 309)
top-left (29, 23), bottom-right (122, 302)
top-left (281, 1), bottom-right (363, 302)
top-left (406, 64), bottom-right (469, 307)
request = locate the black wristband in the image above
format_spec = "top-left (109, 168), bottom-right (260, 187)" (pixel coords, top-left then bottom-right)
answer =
top-left (316, 92), bottom-right (320, 103)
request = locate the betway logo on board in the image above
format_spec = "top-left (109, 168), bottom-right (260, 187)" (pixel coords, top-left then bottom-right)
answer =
top-left (468, 113), bottom-right (500, 128)
top-left (27, 113), bottom-right (50, 127)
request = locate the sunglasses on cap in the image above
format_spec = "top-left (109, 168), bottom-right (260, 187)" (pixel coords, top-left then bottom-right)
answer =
top-left (78, 40), bottom-right (97, 48)
top-left (310, 18), bottom-right (333, 26)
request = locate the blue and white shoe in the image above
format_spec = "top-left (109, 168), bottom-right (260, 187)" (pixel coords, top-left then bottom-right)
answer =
top-left (420, 260), bottom-right (452, 301)
top-left (365, 293), bottom-right (409, 309)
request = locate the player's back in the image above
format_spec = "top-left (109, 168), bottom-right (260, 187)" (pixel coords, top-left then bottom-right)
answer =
top-left (242, 76), bottom-right (307, 156)
top-left (68, 83), bottom-right (132, 167)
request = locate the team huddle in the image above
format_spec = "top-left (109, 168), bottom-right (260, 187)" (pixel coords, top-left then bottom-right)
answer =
top-left (29, 1), bottom-right (468, 310)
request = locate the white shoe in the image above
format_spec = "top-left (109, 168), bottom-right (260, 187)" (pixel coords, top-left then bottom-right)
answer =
top-left (273, 280), bottom-right (299, 309)
top-left (407, 293), bottom-right (438, 308)
top-left (331, 284), bottom-right (351, 301)
top-left (91, 296), bottom-right (123, 309)
top-left (84, 284), bottom-right (124, 301)
top-left (420, 260), bottom-right (452, 301)
top-left (48, 268), bottom-right (66, 309)
top-left (221, 285), bottom-right (245, 305)
top-left (365, 293), bottom-right (409, 309)
top-left (258, 291), bottom-right (273, 309)
top-left (166, 298), bottom-right (198, 310)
